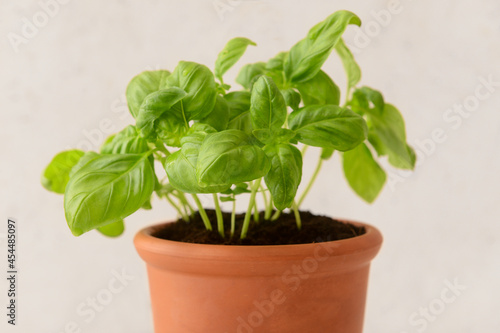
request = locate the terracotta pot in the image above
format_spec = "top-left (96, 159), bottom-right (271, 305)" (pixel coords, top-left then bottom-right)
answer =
top-left (134, 219), bottom-right (382, 333)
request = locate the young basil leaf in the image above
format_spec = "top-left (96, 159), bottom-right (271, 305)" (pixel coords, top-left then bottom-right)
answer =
top-left (335, 38), bottom-right (361, 93)
top-left (126, 70), bottom-right (171, 118)
top-left (264, 143), bottom-right (303, 210)
top-left (198, 95), bottom-right (230, 131)
top-left (351, 86), bottom-right (385, 116)
top-left (281, 88), bottom-right (301, 111)
top-left (196, 130), bottom-right (270, 187)
top-left (225, 91), bottom-right (253, 134)
top-left (236, 62), bottom-right (266, 90)
top-left (367, 103), bottom-right (416, 169)
top-left (165, 61), bottom-right (217, 120)
top-left (101, 125), bottom-right (150, 154)
top-left (294, 70), bottom-right (340, 106)
top-left (320, 147), bottom-right (335, 160)
top-left (135, 88), bottom-right (187, 139)
top-left (41, 150), bottom-right (85, 194)
top-left (343, 143), bottom-right (386, 203)
top-left (284, 10), bottom-right (361, 83)
top-left (219, 196), bottom-right (235, 202)
top-left (214, 37), bottom-right (256, 82)
top-left (97, 220), bottom-right (125, 237)
top-left (250, 76), bottom-right (287, 131)
top-left (253, 128), bottom-right (296, 145)
top-left (64, 154), bottom-right (155, 236)
top-left (164, 128), bottom-right (229, 193)
top-left (266, 52), bottom-right (288, 71)
top-left (288, 105), bottom-right (367, 151)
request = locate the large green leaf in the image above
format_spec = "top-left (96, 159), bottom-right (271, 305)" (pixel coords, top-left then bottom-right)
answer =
top-left (101, 125), bottom-right (150, 154)
top-left (165, 126), bottom-right (230, 193)
top-left (264, 144), bottom-right (302, 210)
top-left (165, 61), bottom-right (217, 120)
top-left (295, 70), bottom-right (340, 106)
top-left (198, 95), bottom-right (230, 131)
top-left (236, 62), bottom-right (266, 90)
top-left (64, 154), bottom-right (155, 236)
top-left (225, 91), bottom-right (253, 134)
top-left (215, 37), bottom-right (256, 81)
top-left (288, 105), bottom-right (367, 151)
top-left (135, 88), bottom-right (187, 139)
top-left (250, 76), bottom-right (287, 131)
top-left (284, 11), bottom-right (361, 83)
top-left (196, 130), bottom-right (270, 187)
top-left (126, 70), bottom-right (170, 118)
top-left (41, 150), bottom-right (85, 194)
top-left (343, 143), bottom-right (386, 203)
top-left (335, 38), bottom-right (361, 93)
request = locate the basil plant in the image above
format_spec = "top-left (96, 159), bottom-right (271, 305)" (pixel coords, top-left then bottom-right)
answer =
top-left (42, 10), bottom-right (415, 239)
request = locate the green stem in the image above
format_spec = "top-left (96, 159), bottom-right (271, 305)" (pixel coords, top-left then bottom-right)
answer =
top-left (212, 193), bottom-right (224, 238)
top-left (166, 194), bottom-right (188, 221)
top-left (240, 178), bottom-right (262, 239)
top-left (230, 194), bottom-right (236, 237)
top-left (265, 196), bottom-right (273, 220)
top-left (271, 209), bottom-right (281, 221)
top-left (191, 194), bottom-right (212, 231)
top-left (177, 191), bottom-right (195, 216)
top-left (292, 200), bottom-right (302, 230)
top-left (253, 198), bottom-right (259, 223)
top-left (155, 140), bottom-right (171, 156)
top-left (297, 157), bottom-right (324, 208)
top-left (301, 144), bottom-right (309, 156)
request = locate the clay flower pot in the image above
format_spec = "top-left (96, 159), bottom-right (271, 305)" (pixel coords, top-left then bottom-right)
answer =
top-left (134, 220), bottom-right (382, 333)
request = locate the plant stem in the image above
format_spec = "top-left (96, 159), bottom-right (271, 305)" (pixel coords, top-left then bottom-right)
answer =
top-left (260, 185), bottom-right (269, 214)
top-left (265, 196), bottom-right (273, 220)
top-left (301, 144), bottom-right (309, 156)
top-left (212, 193), bottom-right (224, 238)
top-left (230, 195), bottom-right (236, 237)
top-left (240, 178), bottom-right (262, 239)
top-left (166, 194), bottom-right (188, 221)
top-left (177, 191), bottom-right (195, 216)
top-left (271, 209), bottom-right (281, 221)
top-left (292, 200), bottom-right (302, 230)
top-left (191, 194), bottom-right (212, 231)
top-left (253, 197), bottom-right (259, 223)
top-left (297, 157), bottom-right (324, 208)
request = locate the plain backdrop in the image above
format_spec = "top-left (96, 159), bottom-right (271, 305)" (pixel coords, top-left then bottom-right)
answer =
top-left (1, 0), bottom-right (499, 332)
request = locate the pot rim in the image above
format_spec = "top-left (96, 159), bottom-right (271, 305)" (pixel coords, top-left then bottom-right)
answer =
top-left (134, 218), bottom-right (383, 263)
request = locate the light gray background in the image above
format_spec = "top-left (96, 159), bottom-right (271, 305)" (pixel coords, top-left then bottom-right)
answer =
top-left (1, 0), bottom-right (499, 332)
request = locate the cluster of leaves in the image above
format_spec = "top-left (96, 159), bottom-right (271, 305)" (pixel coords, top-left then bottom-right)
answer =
top-left (42, 10), bottom-right (415, 239)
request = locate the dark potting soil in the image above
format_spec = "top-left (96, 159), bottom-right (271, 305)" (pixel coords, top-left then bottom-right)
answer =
top-left (152, 210), bottom-right (365, 245)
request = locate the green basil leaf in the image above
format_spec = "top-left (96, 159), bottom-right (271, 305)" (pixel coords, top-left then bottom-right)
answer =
top-left (266, 52), bottom-right (288, 71)
top-left (214, 37), bottom-right (256, 81)
top-left (335, 38), bottom-right (361, 93)
top-left (164, 128), bottom-right (229, 193)
top-left (295, 70), bottom-right (340, 106)
top-left (196, 130), bottom-right (270, 186)
top-left (253, 128), bottom-right (296, 145)
top-left (250, 76), bottom-right (287, 131)
top-left (368, 103), bottom-right (416, 169)
top-left (351, 86), bottom-right (385, 116)
top-left (101, 125), bottom-right (150, 154)
top-left (41, 150), bottom-right (85, 194)
top-left (236, 62), bottom-right (266, 90)
top-left (198, 95), bottom-right (230, 131)
top-left (288, 105), bottom-right (367, 151)
top-left (64, 154), bottom-right (155, 236)
top-left (219, 196), bottom-right (235, 202)
top-left (135, 88), bottom-right (187, 139)
top-left (343, 143), bottom-right (386, 203)
top-left (126, 70), bottom-right (170, 118)
top-left (281, 88), bottom-right (301, 111)
top-left (284, 10), bottom-right (361, 83)
top-left (225, 91), bottom-right (253, 134)
top-left (320, 147), bottom-right (335, 160)
top-left (165, 61), bottom-right (217, 120)
top-left (69, 152), bottom-right (99, 178)
top-left (264, 144), bottom-right (303, 210)
top-left (97, 220), bottom-right (125, 237)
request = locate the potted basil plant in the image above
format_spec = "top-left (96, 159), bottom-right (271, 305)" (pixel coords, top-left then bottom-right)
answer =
top-left (42, 10), bottom-right (415, 333)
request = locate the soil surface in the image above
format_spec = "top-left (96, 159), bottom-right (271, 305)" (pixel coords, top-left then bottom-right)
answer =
top-left (153, 210), bottom-right (365, 245)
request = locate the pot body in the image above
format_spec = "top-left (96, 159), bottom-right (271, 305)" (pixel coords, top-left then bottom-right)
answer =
top-left (134, 220), bottom-right (382, 333)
